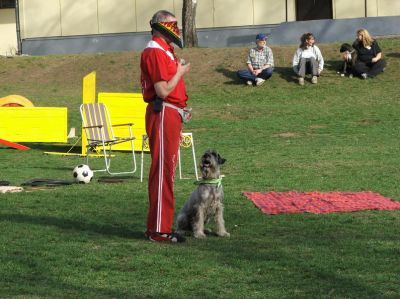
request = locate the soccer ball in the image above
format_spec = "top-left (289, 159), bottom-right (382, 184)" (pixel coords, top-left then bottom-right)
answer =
top-left (73, 164), bottom-right (94, 184)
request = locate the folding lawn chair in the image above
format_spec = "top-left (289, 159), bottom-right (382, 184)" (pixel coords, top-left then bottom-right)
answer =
top-left (80, 103), bottom-right (137, 175)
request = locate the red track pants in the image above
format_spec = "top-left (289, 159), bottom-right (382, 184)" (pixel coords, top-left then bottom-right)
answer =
top-left (145, 104), bottom-right (182, 234)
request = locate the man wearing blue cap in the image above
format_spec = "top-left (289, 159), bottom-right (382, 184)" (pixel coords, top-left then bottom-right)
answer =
top-left (237, 33), bottom-right (274, 86)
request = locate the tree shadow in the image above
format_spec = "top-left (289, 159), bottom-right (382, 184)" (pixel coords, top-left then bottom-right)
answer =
top-left (215, 67), bottom-right (242, 85)
top-left (386, 52), bottom-right (400, 58)
top-left (0, 213), bottom-right (145, 240)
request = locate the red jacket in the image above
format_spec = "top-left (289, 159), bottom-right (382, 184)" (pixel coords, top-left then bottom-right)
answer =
top-left (140, 36), bottom-right (188, 108)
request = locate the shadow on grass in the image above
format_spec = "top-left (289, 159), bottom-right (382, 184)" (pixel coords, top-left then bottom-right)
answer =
top-left (274, 62), bottom-right (350, 82)
top-left (27, 143), bottom-right (81, 154)
top-left (2, 274), bottom-right (137, 298)
top-left (217, 67), bottom-right (302, 85)
top-left (184, 230), bottom-right (387, 298)
top-left (27, 166), bottom-right (75, 171)
top-left (324, 60), bottom-right (342, 73)
top-left (215, 67), bottom-right (242, 85)
top-left (0, 213), bottom-right (144, 240)
top-left (274, 67), bottom-right (297, 83)
top-left (386, 52), bottom-right (400, 58)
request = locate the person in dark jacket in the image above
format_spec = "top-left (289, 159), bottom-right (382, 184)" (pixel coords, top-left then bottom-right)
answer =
top-left (352, 28), bottom-right (386, 79)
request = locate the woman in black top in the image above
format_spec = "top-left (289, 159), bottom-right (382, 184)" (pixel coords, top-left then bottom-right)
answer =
top-left (352, 28), bottom-right (386, 79)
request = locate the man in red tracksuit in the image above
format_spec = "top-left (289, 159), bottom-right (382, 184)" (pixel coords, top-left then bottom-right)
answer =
top-left (140, 10), bottom-right (190, 243)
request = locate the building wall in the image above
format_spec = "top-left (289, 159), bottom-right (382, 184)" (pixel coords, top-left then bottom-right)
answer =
top-left (268, 15), bottom-right (400, 44)
top-left (334, 0), bottom-right (400, 18)
top-left (368, 0), bottom-right (400, 17)
top-left (17, 0), bottom-right (400, 39)
top-left (334, 0), bottom-right (366, 19)
top-left (98, 0), bottom-right (136, 33)
top-left (19, 0), bottom-right (62, 37)
top-left (0, 8), bottom-right (17, 55)
top-left (18, 0), bottom-right (292, 39)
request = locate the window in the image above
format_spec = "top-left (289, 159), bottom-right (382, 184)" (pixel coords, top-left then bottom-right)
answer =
top-left (296, 0), bottom-right (332, 21)
top-left (0, 0), bottom-right (15, 9)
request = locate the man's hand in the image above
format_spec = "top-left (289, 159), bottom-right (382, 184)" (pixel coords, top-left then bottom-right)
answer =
top-left (177, 60), bottom-right (190, 76)
top-left (154, 60), bottom-right (190, 99)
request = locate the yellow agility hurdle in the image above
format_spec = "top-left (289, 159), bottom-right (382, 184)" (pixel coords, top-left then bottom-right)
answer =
top-left (98, 92), bottom-right (147, 152)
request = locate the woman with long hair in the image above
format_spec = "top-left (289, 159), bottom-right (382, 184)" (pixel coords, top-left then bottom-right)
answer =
top-left (292, 32), bottom-right (324, 85)
top-left (352, 28), bottom-right (386, 79)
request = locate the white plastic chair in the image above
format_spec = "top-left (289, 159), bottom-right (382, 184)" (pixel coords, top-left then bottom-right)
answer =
top-left (140, 132), bottom-right (198, 182)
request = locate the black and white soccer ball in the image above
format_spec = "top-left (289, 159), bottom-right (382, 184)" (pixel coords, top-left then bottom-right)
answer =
top-left (73, 164), bottom-right (94, 184)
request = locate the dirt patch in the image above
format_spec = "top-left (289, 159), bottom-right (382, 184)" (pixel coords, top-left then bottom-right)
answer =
top-left (308, 125), bottom-right (327, 129)
top-left (273, 132), bottom-right (302, 138)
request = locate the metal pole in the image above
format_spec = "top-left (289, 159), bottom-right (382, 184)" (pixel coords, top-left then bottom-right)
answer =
top-left (286, 0), bottom-right (288, 22)
top-left (15, 0), bottom-right (22, 55)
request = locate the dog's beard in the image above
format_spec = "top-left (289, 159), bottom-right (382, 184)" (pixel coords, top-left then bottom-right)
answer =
top-left (200, 158), bottom-right (217, 179)
top-left (201, 165), bottom-right (211, 178)
top-left (200, 161), bottom-right (213, 177)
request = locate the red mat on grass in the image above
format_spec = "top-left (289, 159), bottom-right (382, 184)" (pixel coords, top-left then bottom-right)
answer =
top-left (243, 191), bottom-right (400, 214)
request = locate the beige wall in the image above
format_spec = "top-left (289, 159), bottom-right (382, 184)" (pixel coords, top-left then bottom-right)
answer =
top-left (334, 0), bottom-right (400, 18)
top-left (369, 0), bottom-right (400, 17)
top-left (254, 0), bottom-right (287, 24)
top-left (334, 0), bottom-right (366, 19)
top-left (18, 0), bottom-right (294, 38)
top-left (136, 0), bottom-right (177, 32)
top-left (98, 0), bottom-right (136, 33)
top-left (214, 0), bottom-right (253, 27)
top-left (0, 9), bottom-right (17, 56)
top-left (367, 0), bottom-right (378, 16)
top-left (17, 0), bottom-right (400, 39)
top-left (287, 0), bottom-right (296, 21)
top-left (20, 0), bottom-right (61, 37)
top-left (196, 0), bottom-right (213, 28)
top-left (60, 0), bottom-right (98, 35)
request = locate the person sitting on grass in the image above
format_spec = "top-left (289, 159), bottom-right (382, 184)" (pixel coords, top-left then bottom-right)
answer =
top-left (352, 28), bottom-right (386, 79)
top-left (292, 32), bottom-right (324, 85)
top-left (236, 33), bottom-right (274, 86)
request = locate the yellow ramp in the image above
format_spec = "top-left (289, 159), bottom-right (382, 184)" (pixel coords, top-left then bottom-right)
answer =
top-left (0, 107), bottom-right (68, 143)
top-left (98, 92), bottom-right (147, 151)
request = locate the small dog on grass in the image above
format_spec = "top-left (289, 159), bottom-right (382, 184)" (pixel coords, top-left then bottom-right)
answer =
top-left (176, 150), bottom-right (230, 239)
top-left (338, 43), bottom-right (356, 77)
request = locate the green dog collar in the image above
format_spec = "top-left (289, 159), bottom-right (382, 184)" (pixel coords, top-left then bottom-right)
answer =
top-left (195, 177), bottom-right (223, 188)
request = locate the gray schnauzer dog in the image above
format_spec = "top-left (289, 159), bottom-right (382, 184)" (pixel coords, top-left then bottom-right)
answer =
top-left (176, 150), bottom-right (230, 239)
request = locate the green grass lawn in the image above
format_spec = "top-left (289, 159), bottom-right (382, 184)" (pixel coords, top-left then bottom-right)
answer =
top-left (0, 38), bottom-right (400, 298)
